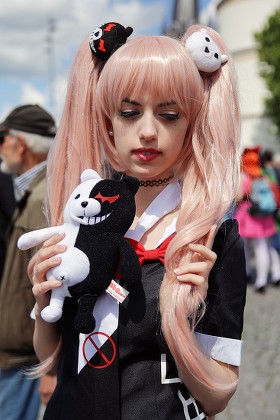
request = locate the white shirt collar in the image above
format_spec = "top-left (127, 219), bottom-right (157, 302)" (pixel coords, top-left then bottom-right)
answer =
top-left (126, 181), bottom-right (181, 245)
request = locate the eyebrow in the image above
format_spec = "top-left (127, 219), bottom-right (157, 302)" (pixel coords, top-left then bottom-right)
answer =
top-left (122, 98), bottom-right (140, 106)
top-left (122, 98), bottom-right (177, 107)
top-left (159, 101), bottom-right (177, 107)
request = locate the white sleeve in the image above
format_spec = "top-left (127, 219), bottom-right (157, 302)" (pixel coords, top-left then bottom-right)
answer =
top-left (195, 332), bottom-right (243, 366)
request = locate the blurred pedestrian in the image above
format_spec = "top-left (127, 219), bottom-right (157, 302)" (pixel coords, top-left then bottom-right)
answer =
top-left (234, 146), bottom-right (280, 292)
top-left (260, 148), bottom-right (280, 186)
top-left (260, 148), bottom-right (280, 253)
top-left (0, 165), bottom-right (16, 279)
top-left (0, 104), bottom-right (56, 420)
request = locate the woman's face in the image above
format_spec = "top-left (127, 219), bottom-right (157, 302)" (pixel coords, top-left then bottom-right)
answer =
top-left (110, 93), bottom-right (188, 180)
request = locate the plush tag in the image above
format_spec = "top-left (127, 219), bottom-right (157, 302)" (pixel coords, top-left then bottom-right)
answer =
top-left (106, 280), bottom-right (129, 304)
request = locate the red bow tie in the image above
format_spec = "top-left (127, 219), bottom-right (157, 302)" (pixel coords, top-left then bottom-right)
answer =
top-left (126, 235), bottom-right (175, 266)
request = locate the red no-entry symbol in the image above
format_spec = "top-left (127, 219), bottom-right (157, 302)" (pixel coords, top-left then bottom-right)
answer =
top-left (82, 331), bottom-right (116, 369)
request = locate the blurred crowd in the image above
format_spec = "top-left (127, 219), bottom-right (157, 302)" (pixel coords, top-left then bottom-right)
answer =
top-left (234, 146), bottom-right (280, 293)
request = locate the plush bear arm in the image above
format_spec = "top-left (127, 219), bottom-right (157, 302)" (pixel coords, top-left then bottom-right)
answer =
top-left (17, 226), bottom-right (64, 250)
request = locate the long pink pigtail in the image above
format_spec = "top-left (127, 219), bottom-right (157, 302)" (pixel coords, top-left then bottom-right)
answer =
top-left (28, 36), bottom-right (105, 378)
top-left (160, 25), bottom-right (241, 391)
top-left (46, 36), bottom-right (104, 226)
top-left (25, 339), bottom-right (62, 379)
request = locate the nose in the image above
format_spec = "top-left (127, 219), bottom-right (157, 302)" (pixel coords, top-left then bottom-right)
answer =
top-left (81, 201), bottom-right (88, 208)
top-left (138, 114), bottom-right (157, 142)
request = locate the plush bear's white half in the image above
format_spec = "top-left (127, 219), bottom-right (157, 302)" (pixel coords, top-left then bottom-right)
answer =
top-left (185, 28), bottom-right (228, 73)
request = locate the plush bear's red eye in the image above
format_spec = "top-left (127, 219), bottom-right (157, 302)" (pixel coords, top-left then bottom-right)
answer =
top-left (95, 192), bottom-right (119, 203)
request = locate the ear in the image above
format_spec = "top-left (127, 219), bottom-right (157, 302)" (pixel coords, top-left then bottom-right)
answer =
top-left (16, 135), bottom-right (28, 154)
top-left (106, 121), bottom-right (115, 142)
top-left (221, 54), bottom-right (228, 64)
top-left (80, 169), bottom-right (102, 182)
top-left (121, 176), bottom-right (140, 196)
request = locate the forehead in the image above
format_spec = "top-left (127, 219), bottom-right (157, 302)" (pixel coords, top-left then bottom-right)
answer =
top-left (113, 73), bottom-right (184, 112)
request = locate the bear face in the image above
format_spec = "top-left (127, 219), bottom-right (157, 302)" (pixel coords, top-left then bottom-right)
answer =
top-left (185, 28), bottom-right (228, 73)
top-left (89, 22), bottom-right (133, 60)
top-left (79, 176), bottom-right (139, 234)
top-left (64, 170), bottom-right (139, 235)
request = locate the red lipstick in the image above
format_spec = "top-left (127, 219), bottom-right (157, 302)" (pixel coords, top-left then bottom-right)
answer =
top-left (133, 148), bottom-right (160, 162)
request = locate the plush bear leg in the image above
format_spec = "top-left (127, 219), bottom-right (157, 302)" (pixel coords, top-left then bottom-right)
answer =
top-left (74, 294), bottom-right (98, 334)
top-left (41, 286), bottom-right (67, 322)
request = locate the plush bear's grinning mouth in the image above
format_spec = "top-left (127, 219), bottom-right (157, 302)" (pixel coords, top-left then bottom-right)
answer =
top-left (77, 213), bottom-right (111, 225)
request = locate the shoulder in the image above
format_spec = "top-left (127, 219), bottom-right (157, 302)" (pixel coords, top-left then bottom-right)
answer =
top-left (212, 219), bottom-right (242, 259)
top-left (28, 170), bottom-right (47, 199)
top-left (210, 218), bottom-right (247, 316)
top-left (196, 219), bottom-right (247, 340)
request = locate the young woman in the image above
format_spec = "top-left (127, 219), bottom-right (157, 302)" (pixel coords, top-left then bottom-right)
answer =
top-left (28, 22), bottom-right (247, 419)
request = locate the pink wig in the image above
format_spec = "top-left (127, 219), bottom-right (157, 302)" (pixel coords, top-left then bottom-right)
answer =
top-left (95, 30), bottom-right (240, 390)
top-left (95, 35), bottom-right (204, 172)
top-left (161, 25), bottom-right (240, 390)
top-left (44, 26), bottom-right (240, 390)
top-left (46, 36), bottom-right (104, 225)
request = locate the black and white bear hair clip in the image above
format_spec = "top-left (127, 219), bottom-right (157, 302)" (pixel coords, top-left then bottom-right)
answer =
top-left (89, 22), bottom-right (133, 61)
top-left (185, 28), bottom-right (228, 73)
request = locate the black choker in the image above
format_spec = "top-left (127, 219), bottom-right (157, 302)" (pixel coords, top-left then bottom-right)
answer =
top-left (139, 174), bottom-right (174, 187)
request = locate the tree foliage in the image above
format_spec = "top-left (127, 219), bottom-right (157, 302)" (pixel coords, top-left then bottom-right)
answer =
top-left (255, 8), bottom-right (280, 134)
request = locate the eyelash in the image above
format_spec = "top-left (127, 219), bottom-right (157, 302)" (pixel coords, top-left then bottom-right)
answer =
top-left (119, 110), bottom-right (138, 118)
top-left (161, 112), bottom-right (179, 121)
top-left (119, 110), bottom-right (180, 121)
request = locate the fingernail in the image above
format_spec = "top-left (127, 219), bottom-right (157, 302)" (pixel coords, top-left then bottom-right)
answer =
top-left (55, 281), bottom-right (62, 286)
top-left (174, 268), bottom-right (181, 275)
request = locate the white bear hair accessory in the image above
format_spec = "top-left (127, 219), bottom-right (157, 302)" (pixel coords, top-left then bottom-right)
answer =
top-left (185, 28), bottom-right (228, 73)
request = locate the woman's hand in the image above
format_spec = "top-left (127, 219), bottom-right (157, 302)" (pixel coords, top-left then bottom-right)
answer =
top-left (28, 233), bottom-right (67, 311)
top-left (174, 225), bottom-right (217, 299)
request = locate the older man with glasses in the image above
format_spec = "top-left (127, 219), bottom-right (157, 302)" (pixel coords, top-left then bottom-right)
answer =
top-left (0, 104), bottom-right (57, 420)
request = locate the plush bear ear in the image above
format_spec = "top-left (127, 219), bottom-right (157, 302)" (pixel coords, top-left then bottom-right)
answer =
top-left (80, 169), bottom-right (102, 183)
top-left (121, 176), bottom-right (140, 196)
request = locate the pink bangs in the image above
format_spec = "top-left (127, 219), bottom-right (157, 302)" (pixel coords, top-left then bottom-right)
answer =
top-left (96, 35), bottom-right (204, 121)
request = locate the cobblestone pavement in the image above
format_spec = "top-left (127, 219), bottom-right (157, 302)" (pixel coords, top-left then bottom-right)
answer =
top-left (216, 284), bottom-right (280, 420)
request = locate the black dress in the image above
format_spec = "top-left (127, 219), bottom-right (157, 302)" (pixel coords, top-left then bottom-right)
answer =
top-left (44, 219), bottom-right (247, 420)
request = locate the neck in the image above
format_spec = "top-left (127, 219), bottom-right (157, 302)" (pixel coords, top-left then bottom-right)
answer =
top-left (139, 174), bottom-right (174, 187)
top-left (19, 154), bottom-right (46, 175)
top-left (134, 183), bottom-right (168, 219)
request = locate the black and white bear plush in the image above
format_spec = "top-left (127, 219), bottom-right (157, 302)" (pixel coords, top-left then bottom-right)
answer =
top-left (18, 169), bottom-right (141, 333)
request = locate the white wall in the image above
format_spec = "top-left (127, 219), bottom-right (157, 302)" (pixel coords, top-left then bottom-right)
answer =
top-left (218, 0), bottom-right (280, 151)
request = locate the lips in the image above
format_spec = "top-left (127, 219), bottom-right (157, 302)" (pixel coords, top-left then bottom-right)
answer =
top-left (133, 148), bottom-right (161, 162)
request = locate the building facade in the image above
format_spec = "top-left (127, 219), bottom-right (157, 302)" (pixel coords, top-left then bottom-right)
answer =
top-left (168, 0), bottom-right (280, 152)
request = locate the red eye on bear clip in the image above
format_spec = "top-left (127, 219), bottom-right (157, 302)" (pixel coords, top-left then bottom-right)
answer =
top-left (95, 192), bottom-right (120, 203)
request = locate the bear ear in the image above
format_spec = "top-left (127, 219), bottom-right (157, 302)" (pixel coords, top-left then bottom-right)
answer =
top-left (80, 169), bottom-right (102, 183)
top-left (121, 176), bottom-right (140, 195)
